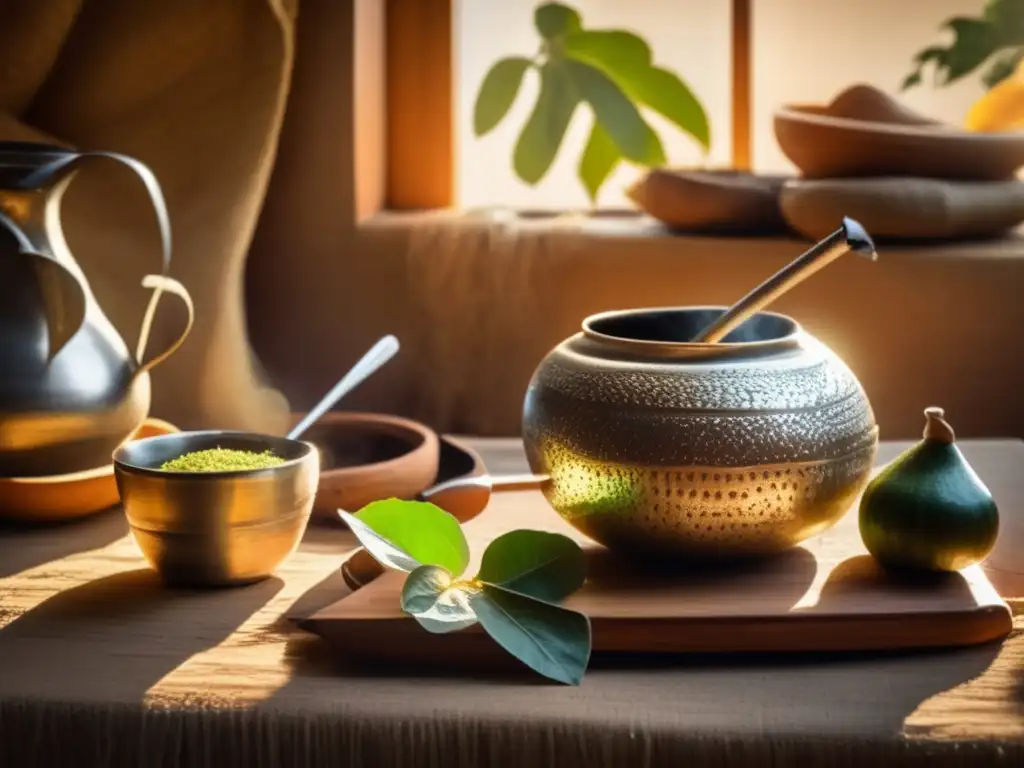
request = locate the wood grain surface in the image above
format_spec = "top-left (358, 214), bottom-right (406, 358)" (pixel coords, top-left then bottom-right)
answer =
top-left (0, 439), bottom-right (1022, 767)
top-left (303, 482), bottom-right (1012, 659)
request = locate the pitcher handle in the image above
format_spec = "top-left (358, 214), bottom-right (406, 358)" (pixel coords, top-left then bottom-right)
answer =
top-left (25, 150), bottom-right (173, 276)
top-left (135, 274), bottom-right (194, 375)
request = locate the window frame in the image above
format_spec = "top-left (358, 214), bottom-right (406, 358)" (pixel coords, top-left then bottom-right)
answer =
top-left (373, 0), bottom-right (752, 213)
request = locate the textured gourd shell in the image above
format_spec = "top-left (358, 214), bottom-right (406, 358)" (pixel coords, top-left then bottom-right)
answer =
top-left (523, 311), bottom-right (878, 558)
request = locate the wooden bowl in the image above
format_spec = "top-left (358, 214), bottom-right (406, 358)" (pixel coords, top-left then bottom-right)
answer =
top-left (0, 417), bottom-right (180, 523)
top-left (627, 168), bottom-right (790, 234)
top-left (295, 412), bottom-right (440, 516)
top-left (774, 84), bottom-right (1024, 181)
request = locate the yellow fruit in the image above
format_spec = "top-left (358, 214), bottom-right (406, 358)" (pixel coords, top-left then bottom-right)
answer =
top-left (965, 57), bottom-right (1024, 132)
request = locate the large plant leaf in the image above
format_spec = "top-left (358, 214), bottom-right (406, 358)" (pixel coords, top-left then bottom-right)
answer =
top-left (476, 530), bottom-right (586, 602)
top-left (578, 121), bottom-right (620, 203)
top-left (564, 30), bottom-right (651, 74)
top-left (513, 61), bottom-right (580, 184)
top-left (625, 67), bottom-right (709, 151)
top-left (347, 499), bottom-right (470, 577)
top-left (413, 613), bottom-right (479, 635)
top-left (914, 45), bottom-right (950, 66)
top-left (401, 564), bottom-right (455, 613)
top-left (562, 58), bottom-right (664, 165)
top-left (535, 3), bottom-right (581, 40)
top-left (474, 57), bottom-right (532, 137)
top-left (564, 30), bottom-right (709, 151)
top-left (985, 0), bottom-right (1024, 44)
top-left (902, 45), bottom-right (948, 90)
top-left (983, 48), bottom-right (1024, 87)
top-left (471, 584), bottom-right (591, 685)
top-left (900, 71), bottom-right (923, 91)
top-left (401, 565), bottom-right (479, 634)
top-left (941, 18), bottom-right (1001, 83)
top-left (338, 510), bottom-right (421, 573)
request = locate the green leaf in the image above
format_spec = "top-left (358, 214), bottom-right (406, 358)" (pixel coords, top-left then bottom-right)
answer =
top-left (578, 121), bottom-right (620, 202)
top-left (941, 18), bottom-right (1001, 83)
top-left (902, 45), bottom-right (946, 90)
top-left (913, 45), bottom-right (950, 66)
top-left (513, 61), bottom-right (580, 184)
top-left (627, 67), bottom-right (709, 152)
top-left (900, 71), bottom-right (923, 91)
top-left (564, 31), bottom-right (709, 151)
top-left (338, 510), bottom-right (421, 573)
top-left (562, 58), bottom-right (664, 165)
top-left (474, 57), bottom-right (532, 137)
top-left (348, 499), bottom-right (470, 577)
top-left (985, 0), bottom-right (1024, 45)
top-left (413, 613), bottom-right (478, 635)
top-left (564, 30), bottom-right (651, 73)
top-left (982, 48), bottom-right (1024, 88)
top-left (471, 583), bottom-right (591, 685)
top-left (535, 3), bottom-right (581, 40)
top-left (402, 564), bottom-right (454, 613)
top-left (401, 565), bottom-right (479, 634)
top-left (477, 530), bottom-right (586, 602)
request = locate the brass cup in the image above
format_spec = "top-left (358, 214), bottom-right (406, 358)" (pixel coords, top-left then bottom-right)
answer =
top-left (113, 430), bottom-right (319, 588)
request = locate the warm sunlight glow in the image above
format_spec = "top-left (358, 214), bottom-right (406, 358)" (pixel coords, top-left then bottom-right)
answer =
top-left (455, 0), bottom-right (732, 210)
top-left (456, 0), bottom-right (990, 210)
top-left (753, 0), bottom-right (989, 173)
top-left (0, 533), bottom-right (137, 630)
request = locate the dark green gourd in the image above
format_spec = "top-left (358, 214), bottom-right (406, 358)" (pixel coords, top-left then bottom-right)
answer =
top-left (859, 407), bottom-right (999, 573)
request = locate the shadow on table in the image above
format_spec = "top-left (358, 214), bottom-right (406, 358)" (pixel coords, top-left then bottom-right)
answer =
top-left (581, 544), bottom-right (818, 611)
top-left (0, 507), bottom-right (127, 579)
top-left (0, 568), bottom-right (283, 702)
top-left (271, 549), bottom-right (1009, 742)
top-left (270, 545), bottom-right (819, 687)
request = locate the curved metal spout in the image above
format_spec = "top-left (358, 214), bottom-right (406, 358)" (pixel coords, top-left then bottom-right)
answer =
top-left (691, 217), bottom-right (877, 344)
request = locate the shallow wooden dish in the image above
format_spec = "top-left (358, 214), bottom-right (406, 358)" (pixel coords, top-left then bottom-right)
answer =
top-left (0, 418), bottom-right (179, 523)
top-left (303, 485), bottom-right (1012, 665)
top-left (295, 412), bottom-right (440, 516)
top-left (780, 177), bottom-right (1024, 241)
top-left (627, 168), bottom-right (790, 234)
top-left (774, 84), bottom-right (1024, 181)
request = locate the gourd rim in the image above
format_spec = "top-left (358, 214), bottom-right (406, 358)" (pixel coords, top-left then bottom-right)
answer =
top-left (581, 306), bottom-right (803, 358)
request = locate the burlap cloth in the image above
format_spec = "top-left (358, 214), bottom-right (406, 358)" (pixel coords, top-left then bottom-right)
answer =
top-left (0, 0), bottom-right (296, 435)
top-left (0, 440), bottom-right (1022, 767)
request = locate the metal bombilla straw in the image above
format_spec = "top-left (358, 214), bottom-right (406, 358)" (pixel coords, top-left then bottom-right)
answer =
top-left (692, 217), bottom-right (877, 344)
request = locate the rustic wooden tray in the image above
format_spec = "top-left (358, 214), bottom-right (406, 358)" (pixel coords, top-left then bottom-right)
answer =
top-left (298, 488), bottom-right (1013, 663)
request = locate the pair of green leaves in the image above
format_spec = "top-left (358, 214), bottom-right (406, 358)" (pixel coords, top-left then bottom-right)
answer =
top-left (339, 499), bottom-right (591, 685)
top-left (473, 2), bottom-right (710, 202)
top-left (903, 0), bottom-right (1024, 91)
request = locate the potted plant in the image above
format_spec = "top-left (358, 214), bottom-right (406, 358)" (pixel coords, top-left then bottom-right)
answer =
top-left (472, 2), bottom-right (711, 206)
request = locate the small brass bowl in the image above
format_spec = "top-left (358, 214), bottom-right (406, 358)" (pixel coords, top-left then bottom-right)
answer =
top-left (113, 431), bottom-right (319, 587)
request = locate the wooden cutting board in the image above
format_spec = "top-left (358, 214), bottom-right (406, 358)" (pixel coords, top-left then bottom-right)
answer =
top-left (299, 488), bottom-right (1013, 663)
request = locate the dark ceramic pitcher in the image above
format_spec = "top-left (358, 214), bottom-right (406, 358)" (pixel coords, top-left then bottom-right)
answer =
top-left (0, 142), bottom-right (193, 478)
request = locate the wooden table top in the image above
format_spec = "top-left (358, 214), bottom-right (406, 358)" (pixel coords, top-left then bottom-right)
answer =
top-left (0, 438), bottom-right (1022, 767)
